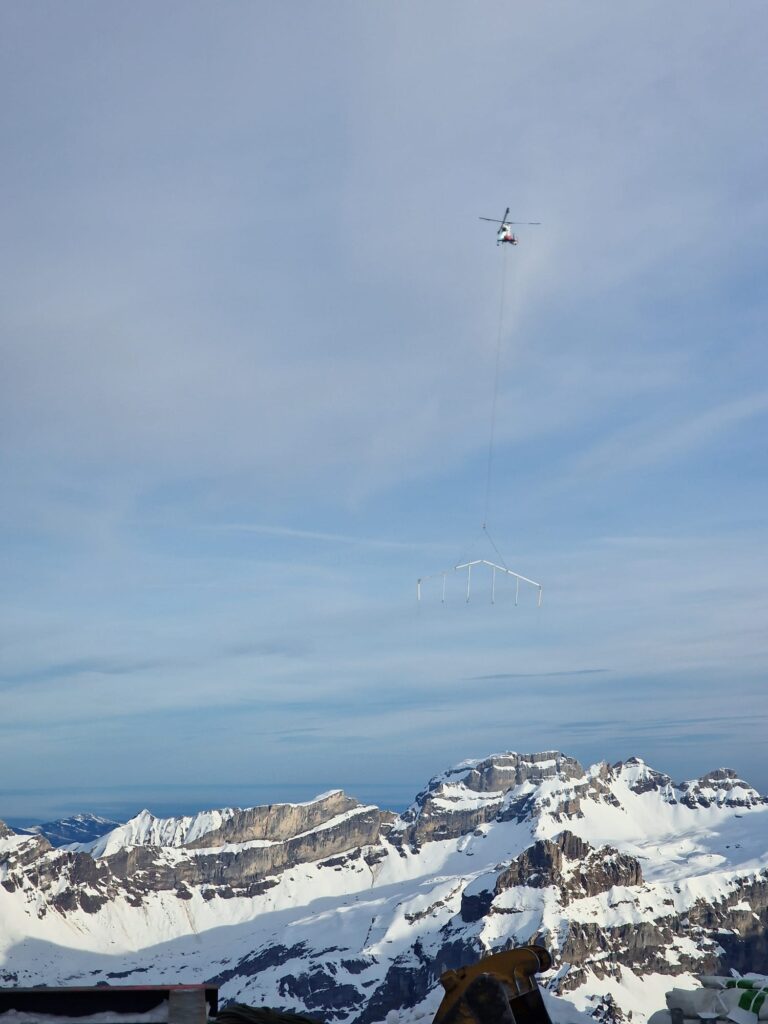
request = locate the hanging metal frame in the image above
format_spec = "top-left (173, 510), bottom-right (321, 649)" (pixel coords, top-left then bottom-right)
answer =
top-left (417, 559), bottom-right (543, 607)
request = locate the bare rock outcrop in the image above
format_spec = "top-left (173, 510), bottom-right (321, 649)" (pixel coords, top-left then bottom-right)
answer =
top-left (495, 831), bottom-right (642, 901)
top-left (185, 791), bottom-right (361, 848)
top-left (679, 768), bottom-right (764, 809)
top-left (101, 802), bottom-right (384, 902)
top-left (400, 752), bottom-right (588, 845)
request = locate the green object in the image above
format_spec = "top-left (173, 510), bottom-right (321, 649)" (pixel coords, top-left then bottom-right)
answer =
top-left (735, 988), bottom-right (768, 1014)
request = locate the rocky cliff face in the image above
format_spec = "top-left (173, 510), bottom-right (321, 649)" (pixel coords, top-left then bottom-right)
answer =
top-left (493, 830), bottom-right (644, 899)
top-left (0, 751), bottom-right (766, 1024)
top-left (184, 791), bottom-right (364, 847)
top-left (1, 796), bottom-right (387, 913)
top-left (101, 801), bottom-right (386, 901)
top-left (398, 752), bottom-right (588, 845)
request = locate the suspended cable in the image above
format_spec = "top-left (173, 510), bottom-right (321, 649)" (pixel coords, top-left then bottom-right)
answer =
top-left (482, 245), bottom-right (508, 534)
top-left (482, 522), bottom-right (508, 571)
top-left (416, 211), bottom-right (542, 607)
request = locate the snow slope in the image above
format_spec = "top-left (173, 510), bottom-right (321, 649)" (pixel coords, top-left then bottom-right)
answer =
top-left (0, 752), bottom-right (765, 1024)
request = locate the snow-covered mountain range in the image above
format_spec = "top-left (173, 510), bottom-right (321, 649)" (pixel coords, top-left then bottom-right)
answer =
top-left (1, 751), bottom-right (766, 1024)
top-left (14, 813), bottom-right (121, 848)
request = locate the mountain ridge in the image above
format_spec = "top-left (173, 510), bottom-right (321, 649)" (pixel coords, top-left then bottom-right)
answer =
top-left (1, 750), bottom-right (766, 1023)
top-left (13, 812), bottom-right (122, 848)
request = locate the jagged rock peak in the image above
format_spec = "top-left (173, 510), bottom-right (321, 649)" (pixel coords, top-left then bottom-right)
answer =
top-left (610, 758), bottom-right (764, 807)
top-left (494, 829), bottom-right (643, 900)
top-left (0, 828), bottom-right (53, 881)
top-left (612, 757), bottom-right (674, 795)
top-left (185, 790), bottom-right (365, 848)
top-left (396, 750), bottom-right (765, 852)
top-left (679, 768), bottom-right (764, 808)
top-left (408, 750), bottom-right (584, 807)
top-left (455, 750), bottom-right (584, 792)
top-left (397, 752), bottom-right (587, 846)
top-left (460, 829), bottom-right (644, 923)
top-left (88, 790), bottom-right (369, 858)
top-left (87, 807), bottom-right (238, 857)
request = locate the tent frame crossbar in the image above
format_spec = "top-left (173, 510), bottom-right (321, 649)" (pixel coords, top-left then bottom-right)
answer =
top-left (416, 559), bottom-right (543, 607)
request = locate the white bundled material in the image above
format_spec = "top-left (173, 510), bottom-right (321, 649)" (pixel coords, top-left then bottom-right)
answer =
top-left (666, 989), bottom-right (723, 1018)
top-left (663, 981), bottom-right (768, 1024)
top-left (700, 979), bottom-right (768, 992)
top-left (720, 987), bottom-right (768, 1024)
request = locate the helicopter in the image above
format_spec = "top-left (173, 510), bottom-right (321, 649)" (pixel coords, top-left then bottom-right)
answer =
top-left (479, 207), bottom-right (540, 246)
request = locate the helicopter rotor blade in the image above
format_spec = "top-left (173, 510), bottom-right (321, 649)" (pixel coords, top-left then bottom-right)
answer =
top-left (501, 207), bottom-right (510, 225)
top-left (479, 214), bottom-right (540, 225)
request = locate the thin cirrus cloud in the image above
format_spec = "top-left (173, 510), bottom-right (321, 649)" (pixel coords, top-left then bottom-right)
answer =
top-left (1, 2), bottom-right (768, 816)
top-left (567, 390), bottom-right (768, 481)
top-left (208, 522), bottom-right (438, 551)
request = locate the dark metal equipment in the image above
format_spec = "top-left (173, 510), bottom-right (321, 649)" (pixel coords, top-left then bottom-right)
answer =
top-left (433, 946), bottom-right (554, 1024)
top-left (0, 984), bottom-right (218, 1020)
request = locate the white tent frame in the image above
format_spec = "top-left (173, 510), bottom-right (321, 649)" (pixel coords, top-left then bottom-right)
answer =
top-left (417, 559), bottom-right (543, 607)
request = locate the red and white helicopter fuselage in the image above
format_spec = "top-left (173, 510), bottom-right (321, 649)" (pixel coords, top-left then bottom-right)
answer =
top-left (479, 207), bottom-right (539, 247)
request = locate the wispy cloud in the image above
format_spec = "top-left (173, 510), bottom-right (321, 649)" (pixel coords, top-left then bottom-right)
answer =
top-left (568, 391), bottom-right (768, 480)
top-left (2, 2), bottom-right (768, 816)
top-left (0, 640), bottom-right (309, 691)
top-left (470, 669), bottom-right (609, 681)
top-left (207, 522), bottom-right (433, 551)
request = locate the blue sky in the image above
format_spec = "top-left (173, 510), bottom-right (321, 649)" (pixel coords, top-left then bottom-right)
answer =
top-left (2, 2), bottom-right (767, 822)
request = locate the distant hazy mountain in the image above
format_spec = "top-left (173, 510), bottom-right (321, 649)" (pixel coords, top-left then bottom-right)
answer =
top-left (15, 812), bottom-right (122, 848)
top-left (0, 752), bottom-right (765, 1024)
